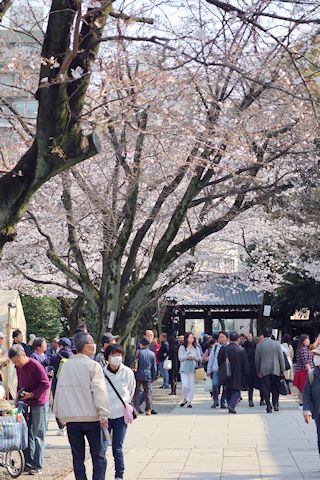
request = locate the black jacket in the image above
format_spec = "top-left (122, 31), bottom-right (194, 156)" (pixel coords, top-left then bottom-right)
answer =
top-left (218, 343), bottom-right (249, 391)
top-left (158, 341), bottom-right (169, 363)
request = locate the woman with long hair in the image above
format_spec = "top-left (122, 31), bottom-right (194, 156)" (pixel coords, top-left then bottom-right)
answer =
top-left (178, 332), bottom-right (201, 408)
top-left (281, 334), bottom-right (294, 383)
top-left (293, 334), bottom-right (314, 408)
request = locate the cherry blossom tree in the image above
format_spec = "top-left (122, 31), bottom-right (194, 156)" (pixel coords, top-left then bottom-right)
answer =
top-left (1, 0), bottom-right (320, 341)
top-left (0, 0), bottom-right (154, 249)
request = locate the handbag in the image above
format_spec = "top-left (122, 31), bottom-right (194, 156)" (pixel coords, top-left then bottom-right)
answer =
top-left (283, 352), bottom-right (291, 372)
top-left (163, 357), bottom-right (172, 370)
top-left (195, 366), bottom-right (206, 381)
top-left (104, 374), bottom-right (137, 424)
top-left (218, 350), bottom-right (232, 385)
top-left (279, 378), bottom-right (290, 395)
top-left (204, 376), bottom-right (213, 393)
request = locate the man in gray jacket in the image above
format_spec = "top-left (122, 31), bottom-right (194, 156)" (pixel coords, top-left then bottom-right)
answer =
top-left (255, 328), bottom-right (285, 413)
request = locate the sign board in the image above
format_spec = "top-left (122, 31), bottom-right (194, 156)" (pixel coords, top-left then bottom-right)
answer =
top-left (290, 308), bottom-right (310, 321)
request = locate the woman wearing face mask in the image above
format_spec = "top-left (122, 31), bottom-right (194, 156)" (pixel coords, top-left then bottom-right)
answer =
top-left (103, 344), bottom-right (136, 480)
top-left (303, 348), bottom-right (320, 454)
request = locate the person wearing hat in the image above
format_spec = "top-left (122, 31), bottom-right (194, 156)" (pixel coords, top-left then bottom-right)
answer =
top-left (49, 338), bottom-right (73, 436)
top-left (303, 347), bottom-right (320, 454)
top-left (95, 333), bottom-right (119, 368)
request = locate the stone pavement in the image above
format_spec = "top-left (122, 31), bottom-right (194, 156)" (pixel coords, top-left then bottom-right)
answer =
top-left (63, 382), bottom-right (320, 480)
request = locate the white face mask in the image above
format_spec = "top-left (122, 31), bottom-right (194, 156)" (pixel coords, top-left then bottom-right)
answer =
top-left (110, 355), bottom-right (122, 366)
top-left (314, 355), bottom-right (320, 367)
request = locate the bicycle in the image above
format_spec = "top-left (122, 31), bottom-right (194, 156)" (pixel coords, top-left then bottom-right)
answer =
top-left (0, 407), bottom-right (27, 479)
top-left (0, 449), bottom-right (25, 478)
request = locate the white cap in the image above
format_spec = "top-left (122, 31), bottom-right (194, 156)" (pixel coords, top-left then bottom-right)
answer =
top-left (0, 332), bottom-right (4, 339)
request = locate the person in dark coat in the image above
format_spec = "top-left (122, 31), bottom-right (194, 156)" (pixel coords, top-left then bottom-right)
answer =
top-left (158, 333), bottom-right (170, 389)
top-left (49, 338), bottom-right (73, 435)
top-left (132, 338), bottom-right (157, 415)
top-left (168, 337), bottom-right (179, 396)
top-left (246, 337), bottom-right (264, 407)
top-left (218, 331), bottom-right (248, 414)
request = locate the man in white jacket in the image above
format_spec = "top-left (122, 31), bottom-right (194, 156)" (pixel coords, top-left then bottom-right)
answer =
top-left (53, 332), bottom-right (109, 480)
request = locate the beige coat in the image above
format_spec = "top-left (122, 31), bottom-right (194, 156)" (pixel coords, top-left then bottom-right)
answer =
top-left (282, 343), bottom-right (294, 381)
top-left (53, 354), bottom-right (109, 424)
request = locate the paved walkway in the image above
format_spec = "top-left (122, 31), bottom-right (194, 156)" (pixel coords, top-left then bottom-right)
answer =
top-left (62, 382), bottom-right (320, 480)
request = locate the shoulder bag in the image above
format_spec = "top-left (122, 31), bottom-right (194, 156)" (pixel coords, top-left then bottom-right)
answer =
top-left (283, 352), bottom-right (291, 372)
top-left (104, 373), bottom-right (137, 424)
top-left (279, 378), bottom-right (290, 395)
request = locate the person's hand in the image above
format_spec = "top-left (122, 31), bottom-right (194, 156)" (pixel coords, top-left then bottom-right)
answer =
top-left (304, 413), bottom-right (312, 424)
top-left (22, 392), bottom-right (33, 400)
top-left (100, 418), bottom-right (108, 429)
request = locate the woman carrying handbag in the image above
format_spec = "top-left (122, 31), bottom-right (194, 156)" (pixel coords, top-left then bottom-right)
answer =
top-left (178, 332), bottom-right (201, 408)
top-left (103, 344), bottom-right (136, 480)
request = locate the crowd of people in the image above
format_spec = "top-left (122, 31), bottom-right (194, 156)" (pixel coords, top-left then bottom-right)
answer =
top-left (0, 325), bottom-right (319, 479)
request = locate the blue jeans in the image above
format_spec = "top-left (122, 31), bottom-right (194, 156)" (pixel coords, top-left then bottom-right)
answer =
top-left (24, 403), bottom-right (48, 469)
top-left (226, 388), bottom-right (240, 409)
top-left (108, 417), bottom-right (127, 479)
top-left (140, 382), bottom-right (153, 406)
top-left (212, 371), bottom-right (226, 405)
top-left (67, 422), bottom-right (106, 480)
top-left (159, 362), bottom-right (169, 387)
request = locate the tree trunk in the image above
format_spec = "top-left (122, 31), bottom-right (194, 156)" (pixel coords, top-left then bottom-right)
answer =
top-left (258, 291), bottom-right (273, 333)
top-left (58, 296), bottom-right (84, 336)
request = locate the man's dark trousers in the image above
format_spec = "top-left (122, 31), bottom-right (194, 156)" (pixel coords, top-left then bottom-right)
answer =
top-left (226, 388), bottom-right (240, 409)
top-left (260, 374), bottom-right (280, 409)
top-left (67, 421), bottom-right (106, 480)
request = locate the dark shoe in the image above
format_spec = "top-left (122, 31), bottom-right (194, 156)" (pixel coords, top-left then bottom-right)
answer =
top-left (220, 403), bottom-right (227, 409)
top-left (151, 409), bottom-right (157, 415)
top-left (138, 409), bottom-right (143, 414)
top-left (260, 400), bottom-right (266, 406)
top-left (228, 408), bottom-right (237, 414)
top-left (211, 402), bottom-right (219, 409)
top-left (249, 401), bottom-right (254, 407)
top-left (187, 403), bottom-right (193, 408)
top-left (266, 407), bottom-right (272, 413)
top-left (180, 400), bottom-right (187, 407)
top-left (159, 385), bottom-right (164, 389)
top-left (273, 405), bottom-right (279, 412)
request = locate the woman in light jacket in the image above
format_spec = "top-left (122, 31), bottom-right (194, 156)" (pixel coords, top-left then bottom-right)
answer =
top-left (103, 344), bottom-right (136, 480)
top-left (178, 332), bottom-right (201, 408)
top-left (281, 334), bottom-right (294, 383)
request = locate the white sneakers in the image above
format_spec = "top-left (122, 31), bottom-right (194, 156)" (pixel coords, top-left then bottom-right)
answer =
top-left (57, 428), bottom-right (67, 436)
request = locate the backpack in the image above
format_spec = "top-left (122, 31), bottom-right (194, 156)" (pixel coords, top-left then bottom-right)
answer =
top-left (56, 356), bottom-right (69, 379)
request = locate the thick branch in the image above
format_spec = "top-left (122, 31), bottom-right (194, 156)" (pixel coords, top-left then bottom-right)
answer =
top-left (0, 0), bottom-right (12, 22)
